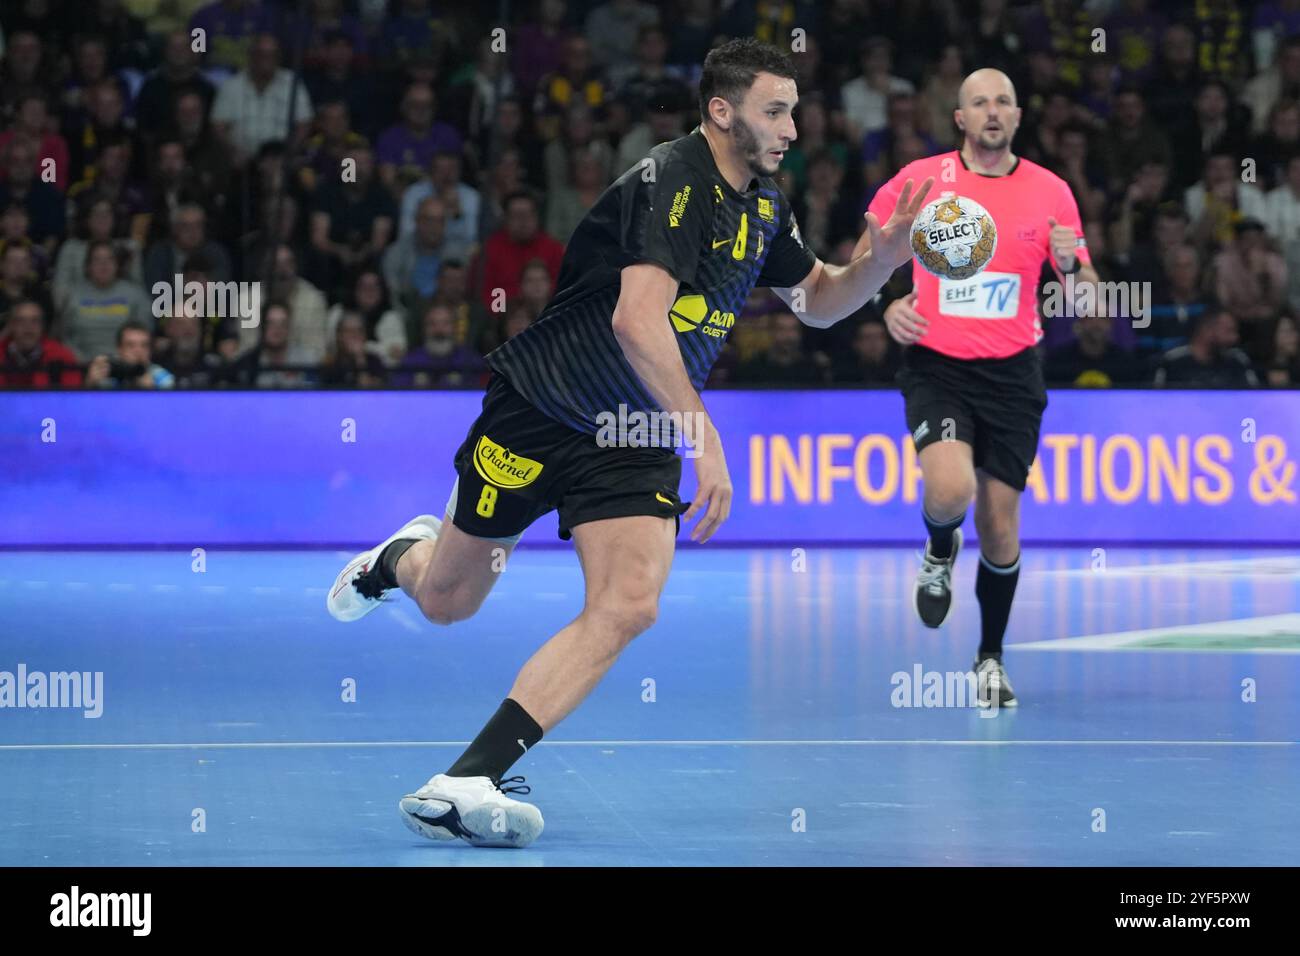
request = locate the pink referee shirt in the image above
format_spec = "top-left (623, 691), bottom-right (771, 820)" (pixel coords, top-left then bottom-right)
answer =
top-left (868, 152), bottom-right (1090, 360)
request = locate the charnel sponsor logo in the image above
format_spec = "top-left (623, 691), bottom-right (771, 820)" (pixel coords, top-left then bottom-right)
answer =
top-left (0, 664), bottom-right (103, 718)
top-left (50, 886), bottom-right (151, 936)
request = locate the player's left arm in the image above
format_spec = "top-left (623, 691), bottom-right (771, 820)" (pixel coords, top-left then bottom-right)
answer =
top-left (1047, 182), bottom-right (1099, 309)
top-left (769, 177), bottom-right (933, 328)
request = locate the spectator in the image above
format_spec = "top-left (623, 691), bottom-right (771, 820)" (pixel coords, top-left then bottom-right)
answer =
top-left (304, 29), bottom-right (378, 141)
top-left (479, 94), bottom-right (546, 187)
top-left (53, 197), bottom-right (144, 312)
top-left (236, 244), bottom-right (328, 360)
top-left (443, 35), bottom-right (518, 155)
top-left (383, 195), bottom-right (447, 316)
top-left (1142, 244), bottom-right (1211, 356)
top-left (862, 93), bottom-right (941, 195)
top-left (397, 302), bottom-right (486, 387)
top-left (281, 0), bottom-right (368, 73)
top-left (134, 29), bottom-right (217, 137)
top-left (840, 38), bottom-right (914, 144)
top-left (397, 149), bottom-right (479, 260)
top-left (584, 0), bottom-right (659, 86)
top-left (1248, 99), bottom-right (1300, 190)
top-left (920, 44), bottom-right (965, 149)
top-left (1154, 309), bottom-right (1259, 387)
top-left (147, 138), bottom-right (211, 244)
top-left (0, 205), bottom-right (49, 279)
top-left (732, 312), bottom-right (828, 385)
top-left (378, 0), bottom-right (456, 71)
top-left (225, 302), bottom-right (316, 387)
top-left (189, 0), bottom-right (279, 72)
top-left (238, 190), bottom-right (298, 283)
top-left (64, 78), bottom-right (144, 191)
top-left (375, 82), bottom-right (463, 200)
top-left (500, 299), bottom-right (534, 341)
top-left (832, 318), bottom-right (899, 385)
top-left (1184, 151), bottom-right (1269, 247)
top-left (211, 33), bottom-right (314, 167)
top-left (1211, 219), bottom-right (1288, 344)
top-left (1052, 123), bottom-right (1107, 222)
top-left (320, 310), bottom-right (386, 387)
top-left (161, 94), bottom-right (233, 228)
top-left (0, 240), bottom-right (50, 315)
top-left (0, 31), bottom-right (49, 128)
top-left (0, 93), bottom-right (69, 192)
top-left (545, 145), bottom-right (606, 245)
top-left (1243, 36), bottom-right (1300, 134)
top-left (0, 137), bottom-right (65, 253)
top-left (1167, 80), bottom-right (1250, 178)
top-left (1104, 0), bottom-right (1167, 86)
top-left (67, 134), bottom-right (151, 246)
top-left (1146, 25), bottom-right (1202, 131)
top-left (512, 0), bottom-right (572, 99)
top-left (613, 24), bottom-right (688, 115)
top-left (615, 81), bottom-right (691, 179)
top-left (298, 100), bottom-right (368, 195)
top-left (474, 190), bottom-right (564, 309)
top-left (794, 149), bottom-right (862, 257)
top-left (542, 102), bottom-right (612, 196)
top-left (307, 142), bottom-right (395, 296)
top-left (480, 148), bottom-right (528, 236)
top-left (1252, 4), bottom-right (1300, 72)
top-left (60, 240), bottom-right (152, 360)
top-left (152, 307), bottom-right (224, 387)
top-left (170, 254), bottom-right (241, 359)
top-left (144, 202), bottom-right (232, 290)
top-left (1044, 312), bottom-right (1143, 387)
top-left (1263, 153), bottom-right (1300, 309)
top-left (60, 35), bottom-right (116, 122)
top-left (1100, 87), bottom-right (1172, 195)
top-left (0, 298), bottom-right (82, 388)
top-left (533, 35), bottom-right (609, 143)
top-left (326, 268), bottom-right (407, 367)
top-left (433, 258), bottom-right (492, 353)
top-left (1260, 313), bottom-right (1300, 386)
top-left (84, 319), bottom-right (175, 389)
top-left (666, 0), bottom-right (715, 78)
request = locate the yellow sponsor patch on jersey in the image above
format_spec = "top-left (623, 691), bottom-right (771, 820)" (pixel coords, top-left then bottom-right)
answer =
top-left (757, 197), bottom-right (774, 221)
top-left (668, 293), bottom-right (708, 332)
top-left (668, 185), bottom-right (692, 227)
top-left (473, 436), bottom-right (544, 489)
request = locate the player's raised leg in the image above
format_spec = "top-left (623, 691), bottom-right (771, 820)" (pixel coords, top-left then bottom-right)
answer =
top-left (914, 439), bottom-right (976, 627)
top-left (399, 513), bottom-right (675, 847)
top-left (971, 471), bottom-right (1022, 707)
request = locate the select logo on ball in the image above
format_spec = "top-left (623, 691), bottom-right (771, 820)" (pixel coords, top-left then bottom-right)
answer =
top-left (910, 195), bottom-right (997, 280)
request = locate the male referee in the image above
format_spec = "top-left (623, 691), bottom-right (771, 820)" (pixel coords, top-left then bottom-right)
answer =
top-left (864, 68), bottom-right (1097, 707)
top-left (326, 38), bottom-right (931, 846)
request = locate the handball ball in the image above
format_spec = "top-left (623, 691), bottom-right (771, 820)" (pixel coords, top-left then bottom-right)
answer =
top-left (910, 195), bottom-right (997, 280)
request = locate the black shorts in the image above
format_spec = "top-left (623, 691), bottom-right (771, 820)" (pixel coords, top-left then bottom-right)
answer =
top-left (450, 373), bottom-right (688, 540)
top-left (897, 344), bottom-right (1047, 491)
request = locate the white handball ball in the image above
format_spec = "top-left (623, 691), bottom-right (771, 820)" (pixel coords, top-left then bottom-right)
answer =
top-left (910, 195), bottom-right (997, 280)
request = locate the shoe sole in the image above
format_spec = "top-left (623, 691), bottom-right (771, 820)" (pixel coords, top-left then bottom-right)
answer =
top-left (327, 515), bottom-right (440, 622)
top-left (914, 529), bottom-right (961, 628)
top-left (397, 796), bottom-right (544, 848)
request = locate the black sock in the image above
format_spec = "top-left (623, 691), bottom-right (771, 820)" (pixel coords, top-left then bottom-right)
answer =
top-left (446, 698), bottom-right (544, 783)
top-left (976, 552), bottom-right (1021, 656)
top-left (923, 507), bottom-right (965, 560)
top-left (376, 538), bottom-right (419, 588)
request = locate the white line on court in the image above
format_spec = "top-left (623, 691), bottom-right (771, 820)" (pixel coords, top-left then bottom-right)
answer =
top-left (387, 607), bottom-right (423, 633)
top-left (0, 739), bottom-right (1293, 752)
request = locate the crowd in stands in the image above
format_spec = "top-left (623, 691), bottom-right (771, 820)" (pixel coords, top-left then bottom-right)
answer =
top-left (0, 0), bottom-right (1298, 391)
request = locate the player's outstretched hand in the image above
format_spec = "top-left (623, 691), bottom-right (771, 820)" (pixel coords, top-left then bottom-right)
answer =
top-left (883, 291), bottom-right (929, 345)
top-left (683, 421), bottom-right (732, 544)
top-left (863, 176), bottom-right (935, 270)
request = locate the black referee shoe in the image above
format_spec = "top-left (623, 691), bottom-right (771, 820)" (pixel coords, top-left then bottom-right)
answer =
top-left (974, 653), bottom-right (1018, 709)
top-left (914, 528), bottom-right (961, 628)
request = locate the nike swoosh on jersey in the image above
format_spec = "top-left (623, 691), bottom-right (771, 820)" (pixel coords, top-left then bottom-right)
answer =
top-left (655, 493), bottom-right (673, 505)
top-left (711, 237), bottom-right (731, 249)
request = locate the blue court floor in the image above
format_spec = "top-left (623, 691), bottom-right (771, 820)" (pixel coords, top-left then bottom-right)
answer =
top-left (1, 546), bottom-right (1297, 866)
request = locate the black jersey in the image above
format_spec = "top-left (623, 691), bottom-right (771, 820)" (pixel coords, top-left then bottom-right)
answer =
top-left (486, 126), bottom-right (816, 435)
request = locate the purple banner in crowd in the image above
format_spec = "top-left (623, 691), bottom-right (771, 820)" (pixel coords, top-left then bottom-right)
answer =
top-left (1, 390), bottom-right (1297, 546)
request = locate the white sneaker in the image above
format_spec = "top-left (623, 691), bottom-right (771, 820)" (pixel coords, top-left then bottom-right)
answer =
top-left (399, 774), bottom-right (544, 848)
top-left (326, 515), bottom-right (441, 622)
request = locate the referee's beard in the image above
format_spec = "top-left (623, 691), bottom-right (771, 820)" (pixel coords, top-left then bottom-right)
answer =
top-left (732, 114), bottom-right (781, 178)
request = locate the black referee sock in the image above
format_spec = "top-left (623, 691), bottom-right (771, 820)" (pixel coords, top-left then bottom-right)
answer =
top-left (446, 698), bottom-right (544, 784)
top-left (376, 538), bottom-right (419, 589)
top-left (976, 552), bottom-right (1021, 656)
top-left (923, 507), bottom-right (966, 560)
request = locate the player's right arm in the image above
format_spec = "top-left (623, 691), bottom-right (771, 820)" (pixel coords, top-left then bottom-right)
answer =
top-left (612, 264), bottom-right (731, 544)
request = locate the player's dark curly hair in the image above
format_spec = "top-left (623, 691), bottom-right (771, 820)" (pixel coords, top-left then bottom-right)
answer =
top-left (697, 38), bottom-right (797, 124)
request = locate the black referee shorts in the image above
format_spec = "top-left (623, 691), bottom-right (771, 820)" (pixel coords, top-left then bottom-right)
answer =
top-left (449, 373), bottom-right (688, 541)
top-left (897, 344), bottom-right (1048, 491)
